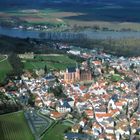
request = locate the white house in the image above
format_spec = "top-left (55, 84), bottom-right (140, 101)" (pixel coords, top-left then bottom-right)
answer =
top-left (56, 100), bottom-right (71, 113)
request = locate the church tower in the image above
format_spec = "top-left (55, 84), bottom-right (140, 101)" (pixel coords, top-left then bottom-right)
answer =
top-left (75, 63), bottom-right (80, 81)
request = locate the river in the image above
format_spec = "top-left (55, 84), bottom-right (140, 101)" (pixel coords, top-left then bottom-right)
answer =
top-left (0, 27), bottom-right (140, 40)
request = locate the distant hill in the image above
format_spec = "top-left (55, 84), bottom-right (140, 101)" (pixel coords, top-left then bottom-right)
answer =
top-left (0, 0), bottom-right (140, 10)
top-left (0, 0), bottom-right (139, 8)
top-left (0, 0), bottom-right (138, 5)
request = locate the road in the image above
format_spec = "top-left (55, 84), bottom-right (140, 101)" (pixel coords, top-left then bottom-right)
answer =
top-left (0, 55), bottom-right (8, 63)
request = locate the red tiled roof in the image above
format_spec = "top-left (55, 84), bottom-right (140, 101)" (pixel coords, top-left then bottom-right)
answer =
top-left (50, 111), bottom-right (62, 118)
top-left (80, 86), bottom-right (87, 91)
top-left (92, 61), bottom-right (101, 65)
top-left (96, 113), bottom-right (113, 118)
top-left (85, 109), bottom-right (94, 116)
top-left (115, 102), bottom-right (123, 106)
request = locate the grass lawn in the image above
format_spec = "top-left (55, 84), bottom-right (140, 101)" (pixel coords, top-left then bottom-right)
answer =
top-left (42, 122), bottom-right (70, 140)
top-left (0, 111), bottom-right (34, 140)
top-left (62, 120), bottom-right (74, 126)
top-left (23, 55), bottom-right (77, 71)
top-left (0, 57), bottom-right (12, 83)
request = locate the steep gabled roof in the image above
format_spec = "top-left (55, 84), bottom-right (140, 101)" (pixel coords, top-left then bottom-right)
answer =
top-left (67, 67), bottom-right (76, 73)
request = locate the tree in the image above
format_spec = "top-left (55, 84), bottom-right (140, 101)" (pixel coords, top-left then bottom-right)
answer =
top-left (130, 63), bottom-right (135, 70)
top-left (8, 53), bottom-right (23, 77)
top-left (50, 85), bottom-right (66, 98)
top-left (28, 93), bottom-right (35, 107)
top-left (44, 65), bottom-right (48, 74)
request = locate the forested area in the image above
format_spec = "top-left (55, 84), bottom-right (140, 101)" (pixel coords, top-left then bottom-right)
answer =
top-left (66, 38), bottom-right (140, 57)
top-left (1, 35), bottom-right (140, 57)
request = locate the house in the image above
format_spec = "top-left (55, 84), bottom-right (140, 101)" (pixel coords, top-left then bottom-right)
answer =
top-left (109, 109), bottom-right (120, 117)
top-left (65, 98), bottom-right (75, 108)
top-left (115, 122), bottom-right (130, 139)
top-left (45, 75), bottom-right (56, 81)
top-left (56, 101), bottom-right (71, 113)
top-left (84, 109), bottom-right (94, 119)
top-left (35, 100), bottom-right (43, 107)
top-left (103, 117), bottom-right (115, 127)
top-left (79, 119), bottom-right (87, 128)
top-left (79, 85), bottom-right (88, 94)
top-left (95, 107), bottom-right (107, 114)
top-left (68, 50), bottom-right (80, 55)
top-left (71, 124), bottom-right (81, 133)
top-left (18, 52), bottom-right (34, 59)
top-left (106, 134), bottom-right (116, 140)
top-left (105, 127), bottom-right (114, 134)
top-left (35, 69), bottom-right (45, 76)
top-left (98, 134), bottom-right (106, 140)
top-left (92, 88), bottom-right (106, 95)
top-left (92, 60), bottom-right (102, 66)
top-left (96, 113), bottom-right (113, 122)
top-left (64, 133), bottom-right (89, 140)
top-left (92, 122), bottom-right (102, 136)
top-left (108, 99), bottom-right (117, 110)
top-left (35, 96), bottom-right (43, 107)
top-left (82, 125), bottom-right (93, 135)
top-left (115, 101), bottom-right (124, 110)
top-left (115, 131), bottom-right (121, 140)
top-left (50, 111), bottom-right (63, 120)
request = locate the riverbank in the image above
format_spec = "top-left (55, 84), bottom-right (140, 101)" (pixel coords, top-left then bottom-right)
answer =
top-left (0, 27), bottom-right (140, 40)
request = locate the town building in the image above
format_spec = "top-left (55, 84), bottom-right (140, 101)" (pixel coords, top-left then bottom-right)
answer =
top-left (18, 52), bottom-right (34, 59)
top-left (64, 67), bottom-right (80, 83)
top-left (80, 69), bottom-right (92, 81)
top-left (64, 67), bottom-right (92, 83)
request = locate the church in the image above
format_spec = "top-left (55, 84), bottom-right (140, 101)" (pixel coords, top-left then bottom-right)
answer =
top-left (64, 66), bottom-right (92, 83)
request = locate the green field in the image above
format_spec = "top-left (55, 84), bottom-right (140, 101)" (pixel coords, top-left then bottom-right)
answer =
top-left (23, 55), bottom-right (77, 71)
top-left (1, 4), bottom-right (140, 31)
top-left (0, 56), bottom-right (12, 83)
top-left (0, 9), bottom-right (66, 29)
top-left (0, 111), bottom-right (34, 140)
top-left (42, 122), bottom-right (71, 140)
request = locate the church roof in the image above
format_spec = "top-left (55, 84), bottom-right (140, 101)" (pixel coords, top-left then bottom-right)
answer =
top-left (67, 67), bottom-right (76, 73)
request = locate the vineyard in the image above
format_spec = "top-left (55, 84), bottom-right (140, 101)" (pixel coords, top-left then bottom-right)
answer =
top-left (0, 111), bottom-right (34, 140)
